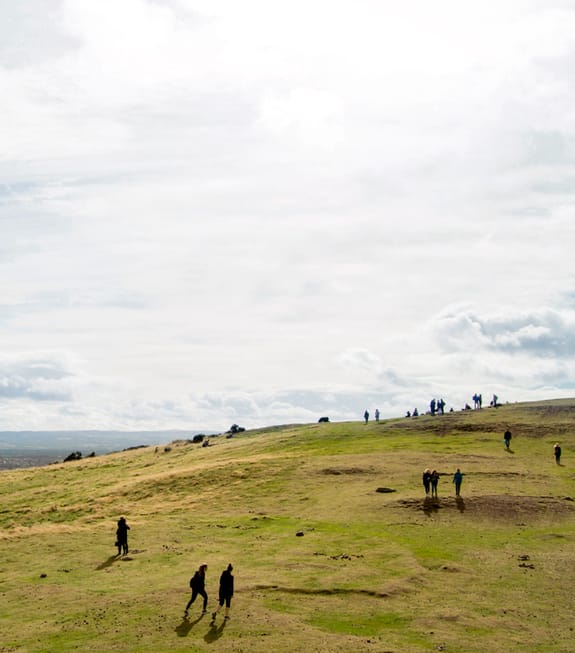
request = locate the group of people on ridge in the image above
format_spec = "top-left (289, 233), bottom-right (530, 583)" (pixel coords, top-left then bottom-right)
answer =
top-left (363, 409), bottom-right (380, 423)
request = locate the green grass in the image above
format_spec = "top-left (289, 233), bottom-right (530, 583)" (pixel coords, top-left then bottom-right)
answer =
top-left (1, 398), bottom-right (574, 652)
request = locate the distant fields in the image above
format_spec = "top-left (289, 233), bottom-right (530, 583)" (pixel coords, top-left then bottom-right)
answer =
top-left (1, 399), bottom-right (574, 652)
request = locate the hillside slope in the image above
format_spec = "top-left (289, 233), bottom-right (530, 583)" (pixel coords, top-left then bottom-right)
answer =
top-left (1, 399), bottom-right (574, 652)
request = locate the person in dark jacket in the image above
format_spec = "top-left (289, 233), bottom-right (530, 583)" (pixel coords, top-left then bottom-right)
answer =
top-left (211, 563), bottom-right (234, 621)
top-left (185, 564), bottom-right (208, 615)
top-left (430, 470), bottom-right (440, 497)
top-left (554, 443), bottom-right (562, 464)
top-left (116, 517), bottom-right (130, 556)
top-left (422, 469), bottom-right (432, 496)
top-left (452, 468), bottom-right (464, 496)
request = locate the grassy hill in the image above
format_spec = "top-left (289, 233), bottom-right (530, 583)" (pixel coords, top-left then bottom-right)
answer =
top-left (1, 399), bottom-right (574, 652)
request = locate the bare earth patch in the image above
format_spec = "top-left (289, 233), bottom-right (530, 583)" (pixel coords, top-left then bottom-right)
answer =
top-left (321, 467), bottom-right (374, 475)
top-left (396, 495), bottom-right (575, 520)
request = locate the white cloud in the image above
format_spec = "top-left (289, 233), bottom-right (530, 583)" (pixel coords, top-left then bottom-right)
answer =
top-left (1, 1), bottom-right (575, 430)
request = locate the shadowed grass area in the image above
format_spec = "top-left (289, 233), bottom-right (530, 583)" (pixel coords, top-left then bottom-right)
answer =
top-left (1, 398), bottom-right (574, 652)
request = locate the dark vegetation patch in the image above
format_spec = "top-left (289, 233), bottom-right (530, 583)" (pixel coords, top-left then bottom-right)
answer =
top-left (321, 467), bottom-right (374, 475)
top-left (253, 584), bottom-right (392, 598)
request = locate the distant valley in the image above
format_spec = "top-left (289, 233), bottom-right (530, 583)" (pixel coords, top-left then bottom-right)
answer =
top-left (0, 429), bottom-right (211, 470)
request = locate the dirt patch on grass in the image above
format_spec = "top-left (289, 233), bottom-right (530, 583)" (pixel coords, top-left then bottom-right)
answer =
top-left (397, 495), bottom-right (575, 520)
top-left (321, 467), bottom-right (375, 475)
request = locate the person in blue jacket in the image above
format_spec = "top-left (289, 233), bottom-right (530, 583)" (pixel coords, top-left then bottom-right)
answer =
top-left (452, 468), bottom-right (464, 496)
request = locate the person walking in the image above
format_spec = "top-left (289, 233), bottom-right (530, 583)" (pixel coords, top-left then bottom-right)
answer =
top-left (211, 564), bottom-right (234, 621)
top-left (554, 443), bottom-right (562, 465)
top-left (452, 468), bottom-right (463, 496)
top-left (364, 410), bottom-right (369, 424)
top-left (116, 517), bottom-right (130, 556)
top-left (430, 470), bottom-right (440, 497)
top-left (374, 408), bottom-right (380, 422)
top-left (503, 429), bottom-right (512, 450)
top-left (185, 564), bottom-right (209, 616)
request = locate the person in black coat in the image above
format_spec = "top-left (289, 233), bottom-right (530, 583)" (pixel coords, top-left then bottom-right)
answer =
top-left (422, 469), bottom-right (432, 496)
top-left (211, 564), bottom-right (234, 621)
top-left (116, 517), bottom-right (130, 556)
top-left (185, 564), bottom-right (208, 615)
top-left (554, 443), bottom-right (562, 464)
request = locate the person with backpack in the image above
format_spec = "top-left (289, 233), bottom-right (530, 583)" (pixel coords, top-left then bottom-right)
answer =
top-left (211, 564), bottom-right (234, 621)
top-left (185, 564), bottom-right (208, 616)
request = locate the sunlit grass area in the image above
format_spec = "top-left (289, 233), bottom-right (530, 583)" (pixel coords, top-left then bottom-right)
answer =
top-left (1, 399), bottom-right (574, 652)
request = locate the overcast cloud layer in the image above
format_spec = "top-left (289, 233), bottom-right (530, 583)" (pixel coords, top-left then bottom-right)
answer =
top-left (1, 0), bottom-right (574, 431)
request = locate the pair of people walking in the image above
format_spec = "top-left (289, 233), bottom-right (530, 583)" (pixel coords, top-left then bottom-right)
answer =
top-left (184, 563), bottom-right (234, 621)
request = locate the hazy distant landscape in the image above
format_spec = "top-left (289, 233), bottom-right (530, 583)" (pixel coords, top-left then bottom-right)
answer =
top-left (0, 430), bottom-right (208, 470)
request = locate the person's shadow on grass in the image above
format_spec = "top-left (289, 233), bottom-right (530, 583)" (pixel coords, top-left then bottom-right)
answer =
top-left (505, 448), bottom-right (515, 454)
top-left (96, 556), bottom-right (120, 571)
top-left (204, 618), bottom-right (227, 643)
top-left (455, 497), bottom-right (466, 513)
top-left (423, 497), bottom-right (440, 516)
top-left (175, 613), bottom-right (205, 637)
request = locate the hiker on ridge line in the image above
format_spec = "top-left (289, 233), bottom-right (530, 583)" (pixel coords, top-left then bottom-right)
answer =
top-left (185, 564), bottom-right (209, 616)
top-left (212, 564), bottom-right (234, 622)
top-left (116, 517), bottom-right (130, 556)
top-left (364, 410), bottom-right (369, 424)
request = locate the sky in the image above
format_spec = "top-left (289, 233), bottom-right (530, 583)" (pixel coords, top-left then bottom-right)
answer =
top-left (1, 0), bottom-right (575, 432)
